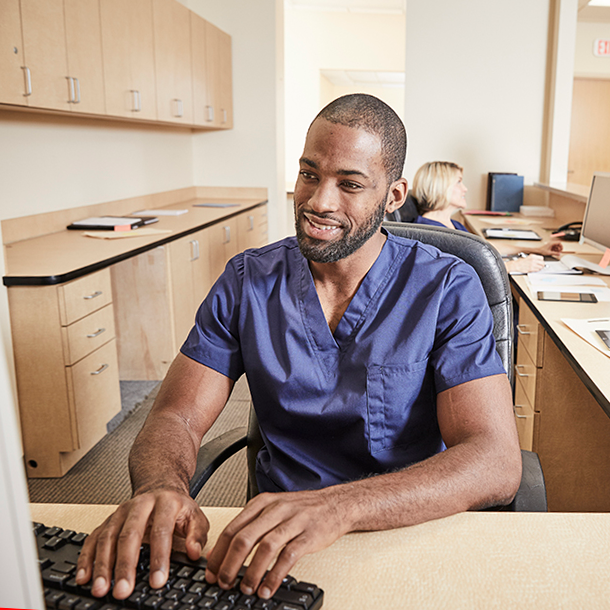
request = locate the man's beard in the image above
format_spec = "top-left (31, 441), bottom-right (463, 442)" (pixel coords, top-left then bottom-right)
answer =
top-left (294, 196), bottom-right (388, 263)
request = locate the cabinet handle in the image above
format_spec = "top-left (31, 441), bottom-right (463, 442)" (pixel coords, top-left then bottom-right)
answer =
top-left (22, 66), bottom-right (32, 96)
top-left (222, 108), bottom-right (227, 124)
top-left (514, 405), bottom-right (527, 419)
top-left (516, 324), bottom-right (531, 336)
top-left (86, 328), bottom-right (106, 338)
top-left (515, 365), bottom-right (529, 378)
top-left (190, 239), bottom-right (199, 261)
top-left (223, 226), bottom-right (231, 244)
top-left (74, 77), bottom-right (81, 104)
top-left (131, 90), bottom-right (141, 112)
top-left (83, 290), bottom-right (103, 300)
top-left (206, 105), bottom-right (214, 122)
top-left (90, 363), bottom-right (109, 375)
top-left (173, 98), bottom-right (183, 117)
top-left (248, 215), bottom-right (254, 231)
top-left (67, 76), bottom-right (75, 103)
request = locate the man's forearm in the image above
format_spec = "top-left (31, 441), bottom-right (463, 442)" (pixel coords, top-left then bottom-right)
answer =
top-left (327, 435), bottom-right (521, 534)
top-left (128, 411), bottom-right (201, 497)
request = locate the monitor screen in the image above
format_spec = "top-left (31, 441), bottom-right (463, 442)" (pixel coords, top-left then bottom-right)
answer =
top-left (581, 172), bottom-right (610, 253)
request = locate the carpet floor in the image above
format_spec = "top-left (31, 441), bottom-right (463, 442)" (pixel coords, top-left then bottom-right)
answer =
top-left (27, 377), bottom-right (250, 508)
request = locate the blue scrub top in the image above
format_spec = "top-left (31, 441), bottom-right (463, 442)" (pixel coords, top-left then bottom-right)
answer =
top-left (181, 232), bottom-right (505, 493)
top-left (415, 215), bottom-right (469, 233)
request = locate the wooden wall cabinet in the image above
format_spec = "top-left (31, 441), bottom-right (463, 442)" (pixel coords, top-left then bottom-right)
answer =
top-left (100, 0), bottom-right (157, 120)
top-left (152, 0), bottom-right (193, 124)
top-left (1, 0), bottom-right (232, 129)
top-left (8, 268), bottom-right (121, 478)
top-left (0, 0), bottom-right (28, 105)
top-left (514, 299), bottom-right (610, 512)
top-left (191, 13), bottom-right (233, 129)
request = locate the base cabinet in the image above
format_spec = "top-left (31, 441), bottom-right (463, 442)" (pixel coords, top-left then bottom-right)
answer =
top-left (514, 299), bottom-right (610, 511)
top-left (8, 269), bottom-right (121, 478)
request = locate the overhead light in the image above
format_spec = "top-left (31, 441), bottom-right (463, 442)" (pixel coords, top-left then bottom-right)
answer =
top-left (587, 0), bottom-right (610, 6)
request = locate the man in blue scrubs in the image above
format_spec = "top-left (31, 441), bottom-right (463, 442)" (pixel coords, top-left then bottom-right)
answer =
top-left (77, 94), bottom-right (521, 602)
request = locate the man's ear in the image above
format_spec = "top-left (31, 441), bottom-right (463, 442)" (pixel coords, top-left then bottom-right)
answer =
top-left (385, 178), bottom-right (409, 214)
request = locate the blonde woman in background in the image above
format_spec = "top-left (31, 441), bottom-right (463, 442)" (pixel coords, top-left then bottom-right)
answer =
top-left (411, 161), bottom-right (562, 274)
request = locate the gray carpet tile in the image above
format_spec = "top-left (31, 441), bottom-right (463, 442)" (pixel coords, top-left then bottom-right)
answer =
top-left (28, 377), bottom-right (250, 508)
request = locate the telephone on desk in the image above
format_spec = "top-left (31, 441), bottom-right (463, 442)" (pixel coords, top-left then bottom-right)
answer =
top-left (551, 221), bottom-right (582, 241)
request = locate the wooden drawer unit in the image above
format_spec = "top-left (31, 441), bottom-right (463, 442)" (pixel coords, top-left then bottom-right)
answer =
top-left (58, 268), bottom-right (113, 324)
top-left (514, 376), bottom-right (536, 451)
top-left (8, 268), bottom-right (121, 477)
top-left (516, 301), bottom-right (544, 366)
top-left (61, 303), bottom-right (115, 366)
top-left (514, 346), bottom-right (537, 409)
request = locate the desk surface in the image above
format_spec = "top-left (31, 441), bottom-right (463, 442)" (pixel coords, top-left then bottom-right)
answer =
top-left (30, 503), bottom-right (610, 609)
top-left (3, 196), bottom-right (266, 286)
top-left (464, 213), bottom-right (610, 417)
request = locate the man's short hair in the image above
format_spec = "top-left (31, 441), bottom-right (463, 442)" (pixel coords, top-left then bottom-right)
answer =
top-left (412, 161), bottom-right (463, 214)
top-left (313, 94), bottom-right (407, 183)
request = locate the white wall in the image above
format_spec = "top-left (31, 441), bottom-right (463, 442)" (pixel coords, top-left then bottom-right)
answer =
top-left (405, 0), bottom-right (551, 208)
top-left (575, 20), bottom-right (610, 77)
top-left (284, 7), bottom-right (405, 189)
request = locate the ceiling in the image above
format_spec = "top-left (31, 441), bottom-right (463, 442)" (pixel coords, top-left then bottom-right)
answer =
top-left (578, 0), bottom-right (610, 21)
top-left (286, 0), bottom-right (405, 14)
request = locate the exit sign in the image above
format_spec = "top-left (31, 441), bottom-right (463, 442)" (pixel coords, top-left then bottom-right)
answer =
top-left (594, 39), bottom-right (610, 56)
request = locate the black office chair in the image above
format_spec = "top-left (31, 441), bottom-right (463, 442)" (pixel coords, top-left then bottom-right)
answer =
top-left (189, 222), bottom-right (547, 511)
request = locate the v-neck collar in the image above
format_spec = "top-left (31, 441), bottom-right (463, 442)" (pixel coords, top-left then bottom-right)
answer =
top-left (297, 231), bottom-right (402, 353)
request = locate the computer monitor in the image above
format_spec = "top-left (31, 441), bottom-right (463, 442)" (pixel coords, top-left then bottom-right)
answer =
top-left (581, 172), bottom-right (610, 254)
top-left (0, 346), bottom-right (44, 608)
top-left (561, 172), bottom-right (610, 275)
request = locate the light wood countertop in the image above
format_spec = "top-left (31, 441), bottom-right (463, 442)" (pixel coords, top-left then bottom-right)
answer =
top-left (30, 503), bottom-right (610, 609)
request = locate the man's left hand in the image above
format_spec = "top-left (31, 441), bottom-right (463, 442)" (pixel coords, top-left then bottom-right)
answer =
top-left (205, 488), bottom-right (350, 599)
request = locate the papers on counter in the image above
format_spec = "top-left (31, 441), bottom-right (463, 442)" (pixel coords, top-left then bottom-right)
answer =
top-left (133, 209), bottom-right (188, 216)
top-left (84, 228), bottom-right (172, 239)
top-left (526, 273), bottom-right (610, 301)
top-left (562, 317), bottom-right (610, 358)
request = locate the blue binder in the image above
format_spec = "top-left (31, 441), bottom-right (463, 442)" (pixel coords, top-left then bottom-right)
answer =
top-left (486, 173), bottom-right (524, 213)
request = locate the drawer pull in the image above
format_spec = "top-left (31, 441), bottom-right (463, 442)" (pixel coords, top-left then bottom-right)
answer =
top-left (190, 239), bottom-right (200, 261)
top-left (86, 328), bottom-right (106, 338)
top-left (515, 413), bottom-right (527, 419)
top-left (223, 226), bottom-right (231, 244)
top-left (90, 363), bottom-right (109, 376)
top-left (515, 365), bottom-right (529, 378)
top-left (83, 290), bottom-right (103, 300)
top-left (516, 324), bottom-right (531, 336)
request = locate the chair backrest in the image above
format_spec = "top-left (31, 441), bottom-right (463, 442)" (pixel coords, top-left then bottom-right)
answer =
top-left (382, 221), bottom-right (514, 382)
top-left (385, 191), bottom-right (419, 223)
top-left (246, 222), bottom-right (514, 498)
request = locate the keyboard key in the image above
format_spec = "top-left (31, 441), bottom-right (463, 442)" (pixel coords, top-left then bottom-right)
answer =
top-left (191, 569), bottom-right (206, 583)
top-left (273, 589), bottom-right (314, 608)
top-left (44, 526), bottom-right (63, 538)
top-left (59, 529), bottom-right (77, 540)
top-left (45, 536), bottom-right (68, 551)
top-left (45, 590), bottom-right (66, 608)
top-left (75, 600), bottom-right (101, 610)
top-left (58, 594), bottom-right (85, 610)
top-left (71, 532), bottom-right (88, 545)
top-left (177, 566), bottom-right (194, 579)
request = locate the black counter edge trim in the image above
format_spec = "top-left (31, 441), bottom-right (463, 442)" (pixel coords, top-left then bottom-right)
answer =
top-left (2, 201), bottom-right (268, 287)
top-left (511, 277), bottom-right (610, 418)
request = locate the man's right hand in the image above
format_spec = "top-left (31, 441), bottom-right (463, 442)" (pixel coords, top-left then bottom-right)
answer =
top-left (75, 489), bottom-right (210, 600)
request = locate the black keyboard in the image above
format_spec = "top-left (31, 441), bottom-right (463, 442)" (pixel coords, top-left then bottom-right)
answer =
top-left (35, 523), bottom-right (324, 610)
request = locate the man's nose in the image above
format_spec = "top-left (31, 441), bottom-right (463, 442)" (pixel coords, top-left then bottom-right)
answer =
top-left (308, 181), bottom-right (337, 212)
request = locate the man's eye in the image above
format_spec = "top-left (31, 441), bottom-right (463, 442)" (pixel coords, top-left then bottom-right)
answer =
top-left (299, 171), bottom-right (317, 180)
top-left (342, 181), bottom-right (362, 190)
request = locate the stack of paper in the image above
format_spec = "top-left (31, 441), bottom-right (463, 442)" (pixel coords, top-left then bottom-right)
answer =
top-left (562, 317), bottom-right (610, 359)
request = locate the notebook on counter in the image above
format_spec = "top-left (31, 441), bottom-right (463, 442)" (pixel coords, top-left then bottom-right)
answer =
top-left (67, 216), bottom-right (159, 231)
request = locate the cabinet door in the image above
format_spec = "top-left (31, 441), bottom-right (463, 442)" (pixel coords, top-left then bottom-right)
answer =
top-left (153, 0), bottom-right (193, 124)
top-left (100, 0), bottom-right (157, 120)
top-left (19, 0), bottom-right (71, 111)
top-left (0, 0), bottom-right (28, 105)
top-left (190, 12), bottom-right (209, 126)
top-left (64, 0), bottom-right (106, 114)
top-left (168, 230), bottom-right (211, 351)
top-left (238, 206), bottom-right (268, 252)
top-left (208, 217), bottom-right (239, 284)
top-left (217, 25), bottom-right (232, 128)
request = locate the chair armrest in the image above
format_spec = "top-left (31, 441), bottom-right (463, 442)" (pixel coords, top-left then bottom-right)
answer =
top-left (508, 449), bottom-right (547, 512)
top-left (189, 427), bottom-right (247, 499)
top-left (486, 449), bottom-right (547, 512)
